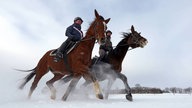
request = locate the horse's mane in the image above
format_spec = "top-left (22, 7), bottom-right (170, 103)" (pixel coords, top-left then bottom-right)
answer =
top-left (111, 32), bottom-right (130, 55)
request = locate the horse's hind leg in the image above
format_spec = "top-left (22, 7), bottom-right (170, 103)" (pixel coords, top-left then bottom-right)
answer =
top-left (104, 78), bottom-right (114, 99)
top-left (28, 64), bottom-right (49, 99)
top-left (28, 74), bottom-right (43, 99)
top-left (46, 73), bottom-right (63, 100)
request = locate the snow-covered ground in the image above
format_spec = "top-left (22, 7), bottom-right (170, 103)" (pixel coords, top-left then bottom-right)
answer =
top-left (1, 93), bottom-right (192, 108)
top-left (0, 67), bottom-right (192, 108)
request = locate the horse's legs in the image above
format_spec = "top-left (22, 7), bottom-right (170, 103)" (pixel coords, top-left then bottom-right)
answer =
top-left (46, 73), bottom-right (63, 100)
top-left (61, 74), bottom-right (73, 83)
top-left (79, 80), bottom-right (91, 97)
top-left (81, 73), bottom-right (103, 99)
top-left (93, 81), bottom-right (103, 99)
top-left (89, 74), bottom-right (103, 99)
top-left (81, 80), bottom-right (91, 88)
top-left (117, 73), bottom-right (133, 101)
top-left (104, 78), bottom-right (115, 99)
top-left (62, 76), bottom-right (81, 101)
top-left (28, 74), bottom-right (43, 99)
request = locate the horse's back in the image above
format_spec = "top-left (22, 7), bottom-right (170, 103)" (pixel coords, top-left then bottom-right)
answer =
top-left (36, 49), bottom-right (55, 66)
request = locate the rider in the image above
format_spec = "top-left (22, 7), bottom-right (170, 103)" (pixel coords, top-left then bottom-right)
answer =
top-left (98, 30), bottom-right (113, 61)
top-left (54, 17), bottom-right (83, 62)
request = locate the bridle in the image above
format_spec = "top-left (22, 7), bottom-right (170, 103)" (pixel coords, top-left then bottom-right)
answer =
top-left (80, 20), bottom-right (105, 43)
top-left (130, 33), bottom-right (143, 44)
top-left (112, 32), bottom-right (143, 51)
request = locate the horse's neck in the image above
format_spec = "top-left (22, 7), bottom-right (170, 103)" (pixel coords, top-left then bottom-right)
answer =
top-left (80, 35), bottom-right (96, 52)
top-left (111, 41), bottom-right (129, 62)
top-left (76, 22), bottom-right (96, 53)
top-left (85, 23), bottom-right (97, 47)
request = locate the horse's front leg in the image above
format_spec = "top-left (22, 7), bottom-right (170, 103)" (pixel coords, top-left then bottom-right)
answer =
top-left (88, 73), bottom-right (103, 99)
top-left (117, 73), bottom-right (133, 101)
top-left (62, 76), bottom-right (81, 101)
top-left (93, 80), bottom-right (103, 99)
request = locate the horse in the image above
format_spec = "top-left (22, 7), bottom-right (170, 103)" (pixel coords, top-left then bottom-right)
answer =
top-left (62, 25), bottom-right (148, 101)
top-left (18, 9), bottom-right (110, 101)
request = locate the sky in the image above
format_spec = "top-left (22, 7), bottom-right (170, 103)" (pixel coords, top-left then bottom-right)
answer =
top-left (0, 0), bottom-right (192, 89)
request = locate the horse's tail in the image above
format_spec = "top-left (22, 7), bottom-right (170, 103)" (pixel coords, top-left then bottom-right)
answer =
top-left (14, 68), bottom-right (36, 72)
top-left (18, 50), bottom-right (51, 90)
top-left (18, 67), bottom-right (36, 89)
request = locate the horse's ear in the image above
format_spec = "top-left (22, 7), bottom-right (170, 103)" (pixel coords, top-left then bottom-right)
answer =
top-left (131, 25), bottom-right (135, 32)
top-left (105, 18), bottom-right (110, 24)
top-left (94, 9), bottom-right (99, 19)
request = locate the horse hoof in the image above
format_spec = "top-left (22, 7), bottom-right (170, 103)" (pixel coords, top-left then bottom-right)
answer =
top-left (126, 93), bottom-right (133, 101)
top-left (28, 92), bottom-right (32, 99)
top-left (97, 93), bottom-right (104, 99)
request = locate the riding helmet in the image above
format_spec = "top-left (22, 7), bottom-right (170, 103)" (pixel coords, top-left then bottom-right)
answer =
top-left (74, 17), bottom-right (83, 22)
top-left (106, 30), bottom-right (112, 35)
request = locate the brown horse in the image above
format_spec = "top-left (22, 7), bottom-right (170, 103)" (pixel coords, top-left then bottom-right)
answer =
top-left (62, 25), bottom-right (148, 101)
top-left (19, 9), bottom-right (110, 101)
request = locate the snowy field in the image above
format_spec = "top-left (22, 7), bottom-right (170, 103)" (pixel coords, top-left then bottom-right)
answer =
top-left (0, 68), bottom-right (192, 108)
top-left (1, 93), bottom-right (192, 108)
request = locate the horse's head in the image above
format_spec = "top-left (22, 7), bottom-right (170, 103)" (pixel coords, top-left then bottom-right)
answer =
top-left (123, 25), bottom-right (148, 49)
top-left (92, 9), bottom-right (110, 44)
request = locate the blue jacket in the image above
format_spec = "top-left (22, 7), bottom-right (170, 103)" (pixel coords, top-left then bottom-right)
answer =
top-left (65, 23), bottom-right (83, 41)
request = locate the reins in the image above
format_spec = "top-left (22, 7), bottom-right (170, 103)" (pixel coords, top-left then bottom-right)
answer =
top-left (80, 36), bottom-right (95, 42)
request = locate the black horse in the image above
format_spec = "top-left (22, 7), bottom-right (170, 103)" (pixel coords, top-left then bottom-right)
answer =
top-left (62, 25), bottom-right (148, 101)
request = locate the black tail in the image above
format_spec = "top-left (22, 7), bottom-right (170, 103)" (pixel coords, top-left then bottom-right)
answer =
top-left (18, 68), bottom-right (36, 89)
top-left (14, 68), bottom-right (36, 72)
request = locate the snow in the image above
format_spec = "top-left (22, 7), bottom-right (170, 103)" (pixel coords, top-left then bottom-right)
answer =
top-left (0, 67), bottom-right (192, 108)
top-left (1, 93), bottom-right (192, 108)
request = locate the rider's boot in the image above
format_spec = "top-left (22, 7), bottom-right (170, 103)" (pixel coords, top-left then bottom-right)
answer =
top-left (54, 38), bottom-right (72, 62)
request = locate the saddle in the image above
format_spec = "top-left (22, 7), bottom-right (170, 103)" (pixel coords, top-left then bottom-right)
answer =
top-left (91, 54), bottom-right (109, 65)
top-left (50, 42), bottom-right (78, 74)
top-left (50, 42), bottom-right (77, 57)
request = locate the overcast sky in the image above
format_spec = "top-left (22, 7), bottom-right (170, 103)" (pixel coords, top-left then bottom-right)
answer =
top-left (0, 0), bottom-right (192, 89)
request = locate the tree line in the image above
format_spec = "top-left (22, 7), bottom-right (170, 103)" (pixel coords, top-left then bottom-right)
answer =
top-left (109, 84), bottom-right (192, 94)
top-left (163, 87), bottom-right (192, 94)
